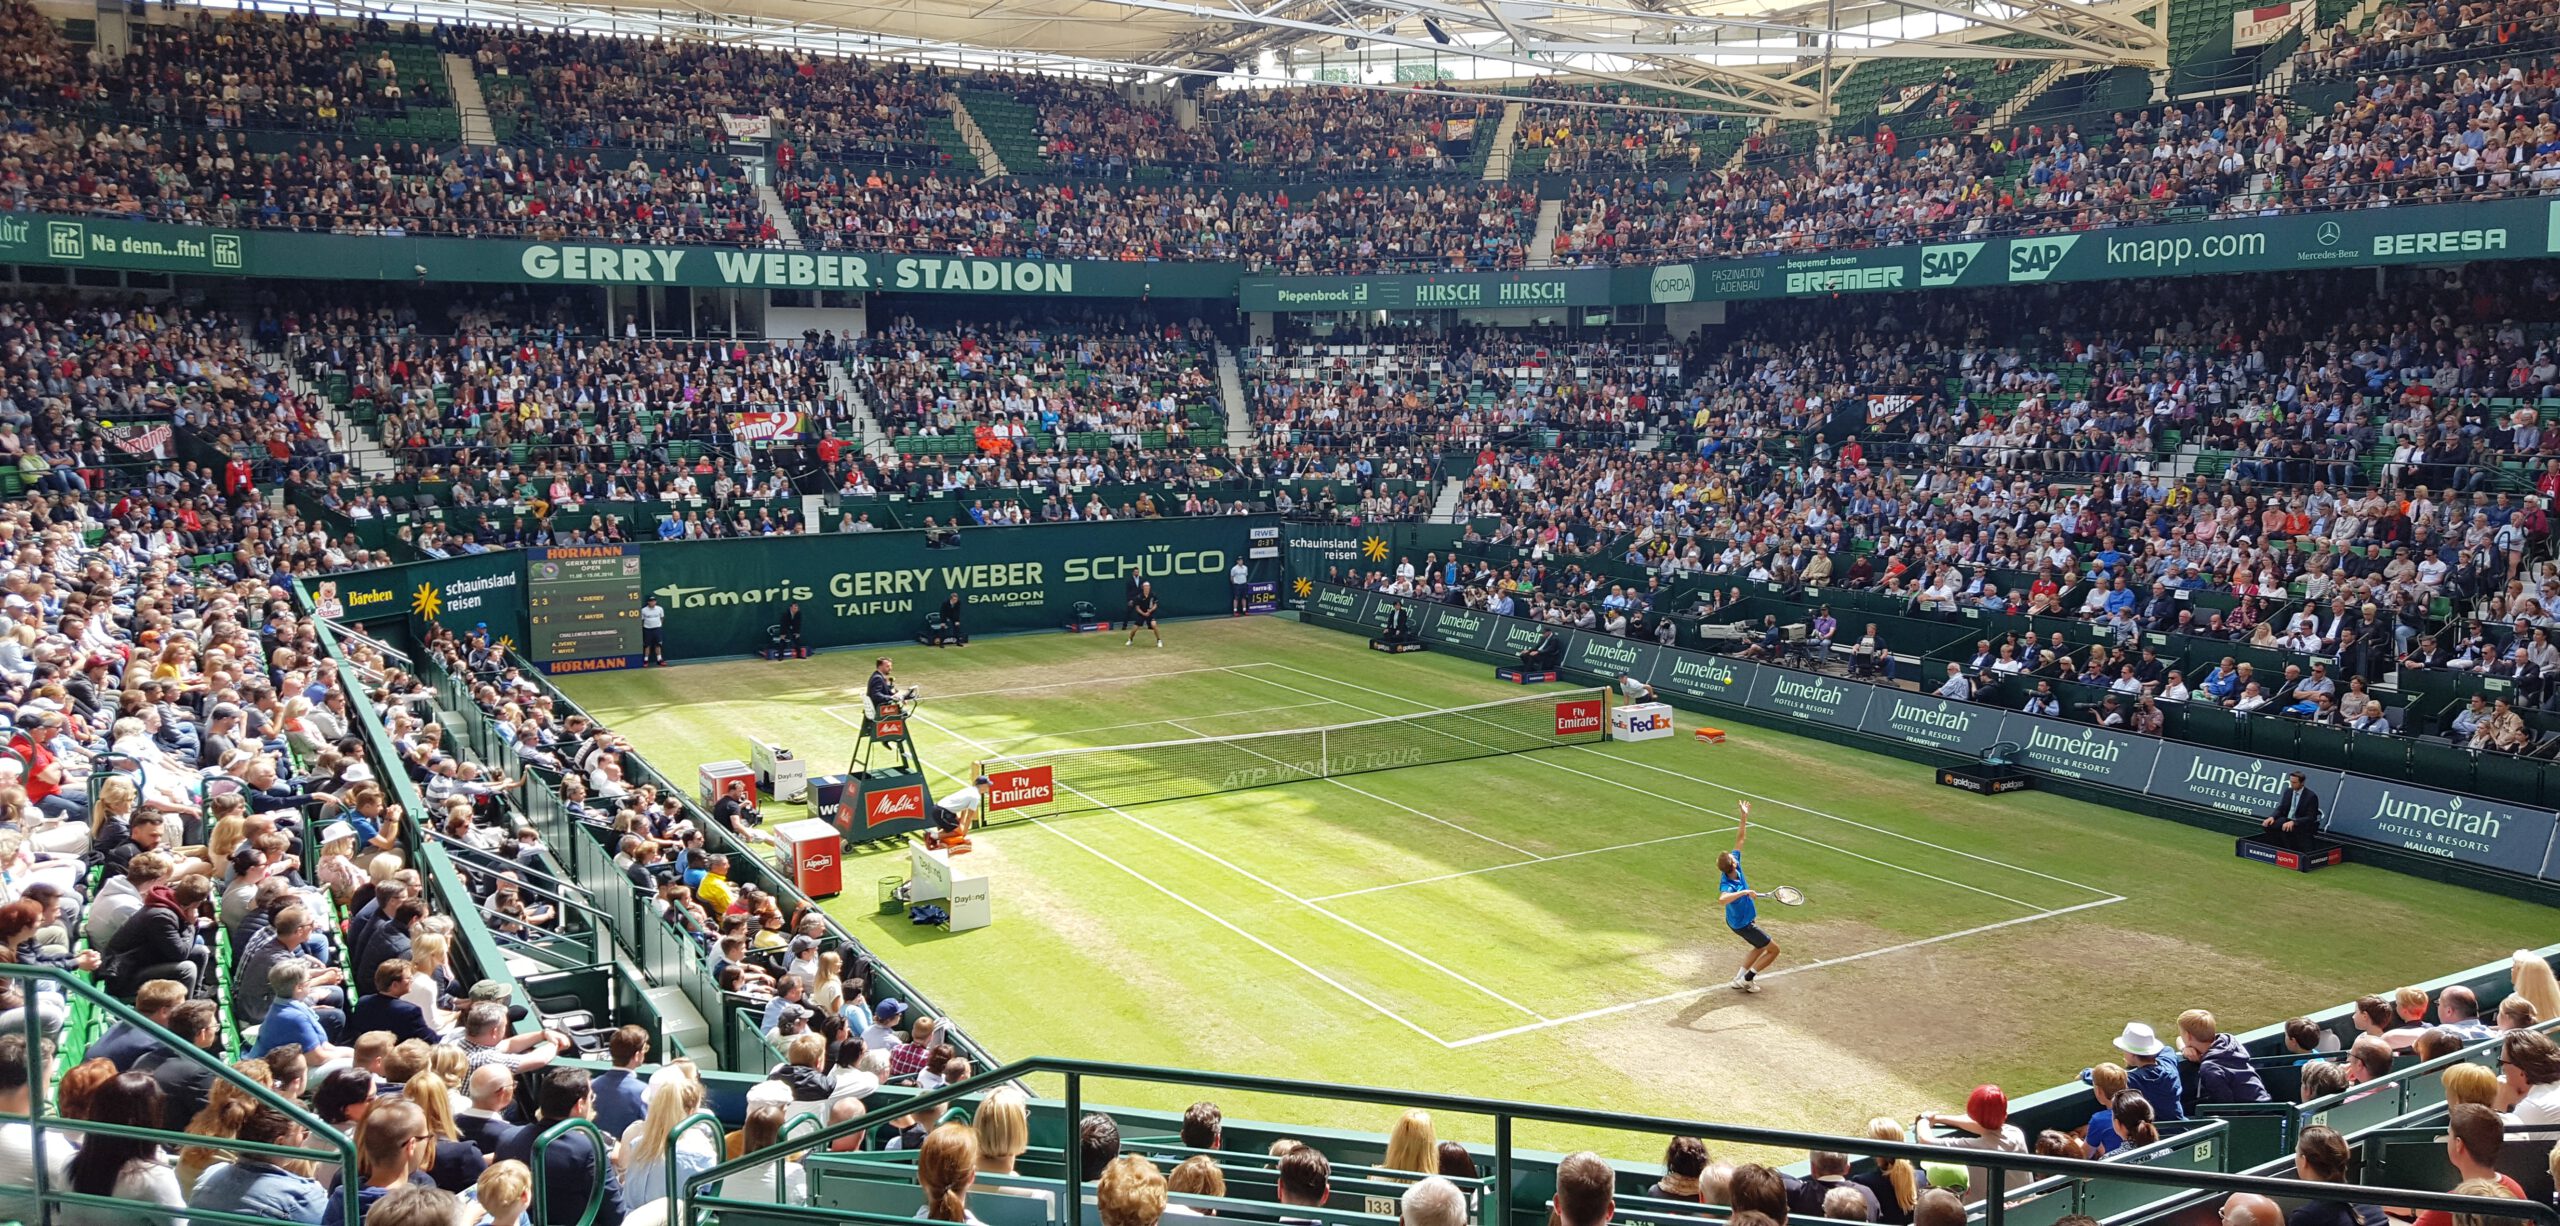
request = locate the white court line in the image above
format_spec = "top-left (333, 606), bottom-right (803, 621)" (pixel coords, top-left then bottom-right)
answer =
top-left (815, 706), bottom-right (1457, 1047)
top-left (1443, 895), bottom-right (2126, 1048)
top-left (970, 701), bottom-right (1344, 751)
top-left (893, 707), bottom-right (1547, 1025)
top-left (1162, 717), bottom-right (1545, 861)
top-left (911, 709), bottom-right (1546, 1022)
top-left (910, 664), bottom-right (1247, 702)
top-left (1251, 661), bottom-right (2117, 898)
top-left (1306, 824), bottom-right (1740, 902)
top-left (1223, 664), bottom-right (2054, 913)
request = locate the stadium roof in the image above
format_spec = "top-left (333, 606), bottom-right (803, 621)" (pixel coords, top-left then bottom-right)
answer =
top-left (341, 0), bottom-right (2167, 118)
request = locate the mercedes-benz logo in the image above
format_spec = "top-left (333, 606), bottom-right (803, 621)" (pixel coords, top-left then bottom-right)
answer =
top-left (2316, 221), bottom-right (2343, 246)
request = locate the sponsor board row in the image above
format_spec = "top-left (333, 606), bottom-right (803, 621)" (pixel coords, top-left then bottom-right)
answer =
top-left (1300, 586), bottom-right (2560, 879)
top-left (17, 196), bottom-right (2558, 307)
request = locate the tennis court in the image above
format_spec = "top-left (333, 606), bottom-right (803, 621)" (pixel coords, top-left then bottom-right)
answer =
top-left (561, 616), bottom-right (2552, 1136)
top-left (818, 658), bottom-right (2119, 1048)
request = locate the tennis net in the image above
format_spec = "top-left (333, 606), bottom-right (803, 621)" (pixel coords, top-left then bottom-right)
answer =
top-left (978, 687), bottom-right (1611, 819)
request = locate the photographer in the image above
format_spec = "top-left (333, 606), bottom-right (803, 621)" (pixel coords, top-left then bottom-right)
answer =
top-left (927, 594), bottom-right (967, 648)
top-left (776, 601), bottom-right (806, 658)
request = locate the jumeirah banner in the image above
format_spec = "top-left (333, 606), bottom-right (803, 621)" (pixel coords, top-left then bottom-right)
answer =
top-left (1298, 583), bottom-right (2560, 880)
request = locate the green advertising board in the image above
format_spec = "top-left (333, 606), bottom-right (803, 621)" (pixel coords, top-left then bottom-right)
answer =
top-left (0, 213), bottom-right (1236, 298)
top-left (1293, 581), bottom-right (2560, 882)
top-left (13, 197), bottom-right (2560, 306)
top-left (325, 517), bottom-right (1274, 662)
top-left (1238, 267), bottom-right (1624, 312)
top-left (1245, 197), bottom-right (2560, 311)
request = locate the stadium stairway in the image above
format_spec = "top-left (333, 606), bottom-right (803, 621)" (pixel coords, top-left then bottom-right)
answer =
top-left (1428, 474), bottom-right (1466, 522)
top-left (1989, 60), bottom-right (2075, 127)
top-left (944, 89), bottom-right (1013, 177)
top-left (828, 359), bottom-right (894, 455)
top-left (1215, 339), bottom-right (1256, 451)
top-left (1484, 101), bottom-right (1526, 180)
top-left (757, 180), bottom-right (804, 246)
top-left (253, 349), bottom-right (397, 478)
top-left (1527, 198), bottom-right (1566, 267)
top-left (444, 52), bottom-right (496, 145)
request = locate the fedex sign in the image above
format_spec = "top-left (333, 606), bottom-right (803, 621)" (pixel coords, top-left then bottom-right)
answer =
top-left (1555, 699), bottom-right (1605, 737)
top-left (986, 765), bottom-right (1055, 812)
top-left (1609, 701), bottom-right (1675, 742)
top-left (865, 784), bottom-right (926, 828)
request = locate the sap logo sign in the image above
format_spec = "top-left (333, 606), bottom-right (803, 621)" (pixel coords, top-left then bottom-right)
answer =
top-left (1920, 242), bottom-right (1985, 287)
top-left (2005, 236), bottom-right (2081, 282)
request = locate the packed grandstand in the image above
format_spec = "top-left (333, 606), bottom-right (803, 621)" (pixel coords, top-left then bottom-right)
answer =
top-left (6, 0), bottom-right (2560, 1224)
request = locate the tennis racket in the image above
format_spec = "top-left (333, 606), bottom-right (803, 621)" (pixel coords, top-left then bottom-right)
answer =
top-left (1767, 885), bottom-right (1806, 906)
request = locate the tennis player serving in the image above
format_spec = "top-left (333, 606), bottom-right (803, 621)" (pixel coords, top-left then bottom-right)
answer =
top-left (1719, 802), bottom-right (1784, 992)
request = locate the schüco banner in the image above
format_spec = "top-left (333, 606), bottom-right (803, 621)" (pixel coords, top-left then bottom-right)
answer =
top-left (0, 213), bottom-right (1236, 299)
top-left (328, 516), bottom-right (1273, 662)
top-left (1297, 581), bottom-right (2560, 881)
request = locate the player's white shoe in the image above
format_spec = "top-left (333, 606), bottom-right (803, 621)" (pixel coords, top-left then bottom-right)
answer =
top-left (1155, 641), bottom-right (1163, 648)
top-left (1729, 972), bottom-right (1749, 991)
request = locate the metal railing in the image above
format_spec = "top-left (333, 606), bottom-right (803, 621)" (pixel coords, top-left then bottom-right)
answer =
top-left (0, 963), bottom-right (360, 1226)
top-left (680, 1057), bottom-right (2560, 1226)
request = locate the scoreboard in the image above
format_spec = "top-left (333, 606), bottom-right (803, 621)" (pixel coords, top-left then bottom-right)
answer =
top-left (528, 545), bottom-right (644, 670)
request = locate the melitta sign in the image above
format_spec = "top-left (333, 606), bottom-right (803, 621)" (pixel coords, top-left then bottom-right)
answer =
top-left (864, 783), bottom-right (926, 827)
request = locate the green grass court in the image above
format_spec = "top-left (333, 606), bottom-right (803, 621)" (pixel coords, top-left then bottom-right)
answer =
top-left (562, 616), bottom-right (2550, 1145)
